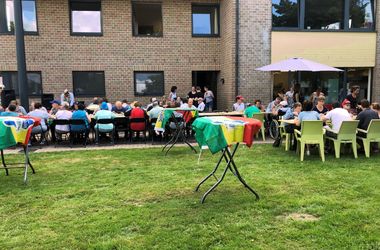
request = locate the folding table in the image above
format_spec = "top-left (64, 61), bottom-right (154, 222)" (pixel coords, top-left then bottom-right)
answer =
top-left (154, 108), bottom-right (198, 155)
top-left (192, 116), bottom-right (261, 203)
top-left (0, 117), bottom-right (38, 183)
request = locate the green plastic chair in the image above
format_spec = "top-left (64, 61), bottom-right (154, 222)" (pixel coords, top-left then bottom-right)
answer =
top-left (279, 119), bottom-right (292, 151)
top-left (294, 120), bottom-right (324, 162)
top-left (325, 120), bottom-right (359, 159)
top-left (357, 119), bottom-right (380, 158)
top-left (252, 113), bottom-right (265, 141)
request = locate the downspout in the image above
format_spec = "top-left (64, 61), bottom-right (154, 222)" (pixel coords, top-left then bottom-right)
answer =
top-left (235, 0), bottom-right (240, 97)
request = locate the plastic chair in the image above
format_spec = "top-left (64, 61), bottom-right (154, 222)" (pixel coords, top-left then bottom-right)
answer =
top-left (252, 113), bottom-right (265, 141)
top-left (129, 117), bottom-right (147, 143)
top-left (325, 120), bottom-right (359, 159)
top-left (70, 119), bottom-right (88, 147)
top-left (357, 120), bottom-right (380, 158)
top-left (294, 120), bottom-right (325, 162)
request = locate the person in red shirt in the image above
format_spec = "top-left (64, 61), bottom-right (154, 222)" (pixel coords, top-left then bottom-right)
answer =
top-left (125, 102), bottom-right (149, 131)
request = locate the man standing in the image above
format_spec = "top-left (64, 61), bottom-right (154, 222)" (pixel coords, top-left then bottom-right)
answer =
top-left (60, 89), bottom-right (75, 107)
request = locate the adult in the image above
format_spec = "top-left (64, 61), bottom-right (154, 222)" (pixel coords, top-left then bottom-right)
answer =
top-left (244, 102), bottom-right (261, 118)
top-left (9, 100), bottom-right (27, 115)
top-left (55, 102), bottom-right (73, 135)
top-left (86, 99), bottom-right (100, 113)
top-left (146, 98), bottom-right (157, 112)
top-left (197, 98), bottom-right (205, 112)
top-left (188, 86), bottom-right (197, 99)
top-left (168, 86), bottom-right (177, 102)
top-left (254, 99), bottom-right (265, 112)
top-left (372, 103), bottom-right (380, 118)
top-left (112, 101), bottom-right (128, 113)
top-left (310, 87), bottom-right (324, 107)
top-left (295, 101), bottom-right (320, 127)
top-left (265, 97), bottom-right (281, 114)
top-left (195, 86), bottom-right (203, 100)
top-left (1, 104), bottom-right (19, 117)
top-left (283, 102), bottom-right (302, 150)
top-left (94, 102), bottom-right (116, 133)
top-left (27, 102), bottom-right (49, 136)
top-left (71, 103), bottom-right (91, 135)
top-left (147, 101), bottom-right (163, 119)
top-left (233, 96), bottom-right (245, 112)
top-left (285, 86), bottom-right (294, 108)
top-left (121, 99), bottom-right (131, 110)
top-left (321, 99), bottom-right (352, 134)
top-left (293, 83), bottom-right (302, 104)
top-left (180, 98), bottom-right (196, 109)
top-left (344, 85), bottom-right (360, 110)
top-left (312, 96), bottom-right (328, 114)
top-left (204, 86), bottom-right (214, 112)
top-left (60, 89), bottom-right (75, 107)
top-left (356, 99), bottom-right (379, 131)
top-left (49, 100), bottom-right (61, 116)
top-left (125, 101), bottom-right (148, 132)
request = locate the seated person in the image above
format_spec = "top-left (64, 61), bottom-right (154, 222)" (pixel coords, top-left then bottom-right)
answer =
top-left (356, 99), bottom-right (379, 152)
top-left (55, 102), bottom-right (73, 134)
top-left (94, 102), bottom-right (116, 132)
top-left (112, 101), bottom-right (128, 113)
top-left (121, 99), bottom-right (131, 111)
top-left (295, 100), bottom-right (320, 127)
top-left (27, 102), bottom-right (49, 135)
top-left (71, 103), bottom-right (91, 133)
top-left (244, 102), bottom-right (261, 118)
top-left (49, 100), bottom-right (61, 116)
top-left (197, 98), bottom-right (205, 112)
top-left (372, 103), bottom-right (380, 118)
top-left (321, 100), bottom-right (352, 135)
top-left (147, 101), bottom-right (163, 120)
top-left (86, 99), bottom-right (99, 113)
top-left (146, 97), bottom-right (157, 112)
top-left (312, 96), bottom-right (328, 114)
top-left (125, 101), bottom-right (148, 131)
top-left (1, 104), bottom-right (19, 117)
top-left (9, 100), bottom-right (27, 115)
top-left (283, 102), bottom-right (302, 150)
top-left (232, 96), bottom-right (245, 112)
top-left (180, 98), bottom-right (196, 109)
top-left (254, 99), bottom-right (265, 112)
top-left (265, 97), bottom-right (281, 114)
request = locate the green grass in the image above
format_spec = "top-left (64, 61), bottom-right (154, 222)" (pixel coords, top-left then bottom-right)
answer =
top-left (0, 145), bottom-right (379, 249)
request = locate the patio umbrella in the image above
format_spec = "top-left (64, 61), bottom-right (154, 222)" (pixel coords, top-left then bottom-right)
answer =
top-left (256, 58), bottom-right (343, 72)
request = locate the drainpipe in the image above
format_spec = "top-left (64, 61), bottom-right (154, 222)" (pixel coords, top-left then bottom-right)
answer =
top-left (14, 0), bottom-right (29, 112)
top-left (235, 0), bottom-right (240, 97)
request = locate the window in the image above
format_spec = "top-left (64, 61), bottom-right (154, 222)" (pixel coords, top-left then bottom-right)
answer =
top-left (349, 0), bottom-right (374, 29)
top-left (192, 5), bottom-right (219, 36)
top-left (73, 71), bottom-right (105, 97)
top-left (70, 0), bottom-right (102, 35)
top-left (271, 0), bottom-right (375, 31)
top-left (132, 2), bottom-right (163, 36)
top-left (305, 0), bottom-right (344, 30)
top-left (0, 71), bottom-right (42, 96)
top-left (134, 72), bottom-right (164, 96)
top-left (272, 0), bottom-right (299, 28)
top-left (0, 0), bottom-right (38, 34)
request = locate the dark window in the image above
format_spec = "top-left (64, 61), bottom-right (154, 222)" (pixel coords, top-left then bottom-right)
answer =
top-left (272, 0), bottom-right (299, 28)
top-left (0, 0), bottom-right (38, 34)
top-left (132, 2), bottom-right (163, 36)
top-left (192, 5), bottom-right (219, 36)
top-left (73, 71), bottom-right (105, 97)
top-left (70, 0), bottom-right (102, 35)
top-left (0, 71), bottom-right (42, 96)
top-left (305, 0), bottom-right (344, 30)
top-left (134, 72), bottom-right (164, 96)
top-left (349, 0), bottom-right (374, 29)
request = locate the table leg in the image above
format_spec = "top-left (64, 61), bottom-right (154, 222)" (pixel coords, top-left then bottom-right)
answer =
top-left (1, 150), bottom-right (9, 176)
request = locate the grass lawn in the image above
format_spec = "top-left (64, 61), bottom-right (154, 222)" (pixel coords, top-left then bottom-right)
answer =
top-left (0, 144), bottom-right (379, 249)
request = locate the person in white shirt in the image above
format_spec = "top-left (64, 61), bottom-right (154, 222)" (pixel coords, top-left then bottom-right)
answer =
top-left (197, 98), bottom-right (205, 112)
top-left (232, 96), bottom-right (245, 112)
top-left (55, 102), bottom-right (73, 133)
top-left (180, 98), bottom-right (196, 109)
top-left (321, 100), bottom-right (352, 134)
top-left (147, 101), bottom-right (163, 119)
top-left (60, 89), bottom-right (75, 107)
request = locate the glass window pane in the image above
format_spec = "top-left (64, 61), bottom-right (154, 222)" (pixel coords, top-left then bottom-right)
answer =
top-left (0, 72), bottom-right (42, 96)
top-left (272, 0), bottom-right (299, 28)
top-left (349, 0), bottom-right (374, 29)
top-left (6, 0), bottom-right (15, 32)
top-left (22, 0), bottom-right (37, 32)
top-left (305, 0), bottom-right (344, 30)
top-left (192, 5), bottom-right (219, 36)
top-left (71, 2), bottom-right (102, 33)
top-left (135, 72), bottom-right (164, 96)
top-left (73, 72), bottom-right (105, 96)
top-left (347, 68), bottom-right (370, 100)
top-left (132, 3), bottom-right (163, 36)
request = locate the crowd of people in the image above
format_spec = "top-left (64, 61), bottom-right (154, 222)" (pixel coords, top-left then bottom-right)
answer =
top-left (0, 84), bottom-right (379, 151)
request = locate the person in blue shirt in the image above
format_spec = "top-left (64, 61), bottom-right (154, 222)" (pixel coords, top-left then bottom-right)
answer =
top-left (111, 101), bottom-right (127, 113)
top-left (71, 103), bottom-right (91, 134)
top-left (295, 101), bottom-right (321, 127)
top-left (0, 104), bottom-right (19, 117)
top-left (283, 102), bottom-right (302, 150)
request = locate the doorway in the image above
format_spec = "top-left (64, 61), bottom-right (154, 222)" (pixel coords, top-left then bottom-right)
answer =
top-left (192, 71), bottom-right (219, 110)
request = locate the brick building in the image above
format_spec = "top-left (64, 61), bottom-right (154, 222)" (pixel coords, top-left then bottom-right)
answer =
top-left (0, 0), bottom-right (378, 110)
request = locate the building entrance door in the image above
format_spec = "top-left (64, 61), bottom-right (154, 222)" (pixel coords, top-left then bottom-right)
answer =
top-left (192, 71), bottom-right (219, 110)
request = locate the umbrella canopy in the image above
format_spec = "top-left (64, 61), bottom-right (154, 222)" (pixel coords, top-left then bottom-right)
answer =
top-left (256, 58), bottom-right (343, 72)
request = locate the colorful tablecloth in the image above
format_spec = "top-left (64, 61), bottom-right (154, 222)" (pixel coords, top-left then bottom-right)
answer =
top-left (0, 117), bottom-right (36, 150)
top-left (154, 108), bottom-right (199, 132)
top-left (192, 116), bottom-right (262, 154)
